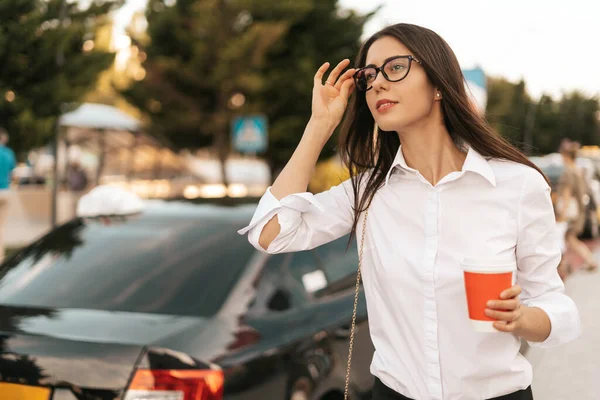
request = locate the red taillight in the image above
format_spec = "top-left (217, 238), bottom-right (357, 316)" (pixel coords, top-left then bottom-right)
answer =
top-left (125, 369), bottom-right (224, 400)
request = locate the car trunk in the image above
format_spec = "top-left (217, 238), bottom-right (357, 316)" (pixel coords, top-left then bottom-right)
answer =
top-left (0, 305), bottom-right (205, 399)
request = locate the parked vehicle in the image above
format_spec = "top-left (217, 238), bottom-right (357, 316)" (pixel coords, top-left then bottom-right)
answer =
top-left (0, 191), bottom-right (374, 400)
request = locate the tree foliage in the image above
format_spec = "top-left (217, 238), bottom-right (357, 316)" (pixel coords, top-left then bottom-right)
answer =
top-left (486, 77), bottom-right (599, 155)
top-left (257, 0), bottom-right (371, 173)
top-left (120, 0), bottom-right (372, 179)
top-left (0, 0), bottom-right (124, 157)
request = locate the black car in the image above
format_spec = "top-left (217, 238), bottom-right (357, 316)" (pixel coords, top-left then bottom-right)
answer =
top-left (0, 199), bottom-right (374, 400)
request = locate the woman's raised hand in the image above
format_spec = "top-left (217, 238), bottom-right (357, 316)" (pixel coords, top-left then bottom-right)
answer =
top-left (311, 59), bottom-right (356, 130)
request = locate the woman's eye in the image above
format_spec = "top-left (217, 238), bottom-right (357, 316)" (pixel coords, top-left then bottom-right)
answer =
top-left (391, 64), bottom-right (405, 71)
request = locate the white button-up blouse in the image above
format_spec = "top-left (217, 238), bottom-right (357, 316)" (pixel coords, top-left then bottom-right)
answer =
top-left (238, 145), bottom-right (581, 400)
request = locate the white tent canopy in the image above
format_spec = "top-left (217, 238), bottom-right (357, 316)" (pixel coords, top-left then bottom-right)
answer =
top-left (59, 103), bottom-right (141, 131)
top-left (55, 103), bottom-right (190, 186)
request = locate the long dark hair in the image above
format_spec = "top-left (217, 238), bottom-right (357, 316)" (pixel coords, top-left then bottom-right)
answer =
top-left (338, 23), bottom-right (547, 239)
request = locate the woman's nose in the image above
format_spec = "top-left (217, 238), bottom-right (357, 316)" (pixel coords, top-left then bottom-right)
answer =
top-left (371, 71), bottom-right (388, 91)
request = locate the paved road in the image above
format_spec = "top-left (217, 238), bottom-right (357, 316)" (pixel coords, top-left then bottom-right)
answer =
top-left (528, 241), bottom-right (600, 399)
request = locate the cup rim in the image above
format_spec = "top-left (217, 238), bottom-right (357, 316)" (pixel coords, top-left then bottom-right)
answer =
top-left (461, 258), bottom-right (516, 273)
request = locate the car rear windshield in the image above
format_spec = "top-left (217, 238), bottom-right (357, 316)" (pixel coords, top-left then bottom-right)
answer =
top-left (0, 205), bottom-right (257, 317)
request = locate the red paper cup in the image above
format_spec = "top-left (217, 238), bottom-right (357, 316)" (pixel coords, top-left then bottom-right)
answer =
top-left (462, 258), bottom-right (516, 332)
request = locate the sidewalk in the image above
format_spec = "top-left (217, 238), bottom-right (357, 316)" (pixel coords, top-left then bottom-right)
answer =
top-left (528, 240), bottom-right (600, 399)
top-left (3, 187), bottom-right (75, 248)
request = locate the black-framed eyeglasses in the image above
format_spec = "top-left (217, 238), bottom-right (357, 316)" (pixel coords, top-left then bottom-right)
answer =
top-left (353, 55), bottom-right (421, 92)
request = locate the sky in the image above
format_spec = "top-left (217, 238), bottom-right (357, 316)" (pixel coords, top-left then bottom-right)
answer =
top-left (114, 0), bottom-right (600, 99)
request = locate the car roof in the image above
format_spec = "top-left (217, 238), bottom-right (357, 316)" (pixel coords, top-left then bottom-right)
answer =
top-left (76, 184), bottom-right (261, 220)
top-left (140, 197), bottom-right (259, 220)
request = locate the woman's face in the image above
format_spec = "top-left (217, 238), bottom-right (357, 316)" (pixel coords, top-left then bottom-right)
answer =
top-left (364, 36), bottom-right (439, 132)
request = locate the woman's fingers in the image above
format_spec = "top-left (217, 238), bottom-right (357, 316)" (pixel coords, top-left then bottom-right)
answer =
top-left (335, 68), bottom-right (356, 91)
top-left (348, 80), bottom-right (356, 96)
top-left (487, 299), bottom-right (519, 311)
top-left (314, 62), bottom-right (331, 85)
top-left (484, 285), bottom-right (523, 332)
top-left (325, 59), bottom-right (350, 86)
top-left (485, 308), bottom-right (520, 322)
top-left (500, 285), bottom-right (522, 300)
top-left (339, 77), bottom-right (355, 100)
top-left (493, 321), bottom-right (517, 332)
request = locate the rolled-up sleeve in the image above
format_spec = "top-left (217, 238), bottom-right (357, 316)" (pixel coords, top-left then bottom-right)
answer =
top-left (237, 179), bottom-right (355, 254)
top-left (516, 169), bottom-right (581, 348)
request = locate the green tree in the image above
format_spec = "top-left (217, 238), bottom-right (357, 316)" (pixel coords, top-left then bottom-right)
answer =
top-left (486, 77), bottom-right (599, 155)
top-left (121, 0), bottom-right (312, 185)
top-left (0, 0), bottom-right (123, 158)
top-left (486, 77), bottom-right (531, 150)
top-left (531, 94), bottom-right (560, 153)
top-left (259, 0), bottom-right (372, 175)
top-left (121, 0), bottom-right (371, 183)
top-left (553, 92), bottom-right (600, 148)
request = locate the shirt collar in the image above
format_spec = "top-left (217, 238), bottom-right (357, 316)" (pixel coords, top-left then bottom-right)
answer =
top-left (384, 144), bottom-right (496, 187)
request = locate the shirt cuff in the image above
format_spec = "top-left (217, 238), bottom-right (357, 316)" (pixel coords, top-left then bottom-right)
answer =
top-left (237, 187), bottom-right (281, 235)
top-left (523, 293), bottom-right (581, 348)
top-left (237, 187), bottom-right (324, 252)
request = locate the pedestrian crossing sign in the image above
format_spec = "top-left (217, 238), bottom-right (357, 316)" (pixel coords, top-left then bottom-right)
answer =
top-left (231, 115), bottom-right (268, 154)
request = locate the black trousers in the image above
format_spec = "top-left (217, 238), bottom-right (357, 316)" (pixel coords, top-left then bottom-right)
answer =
top-left (372, 378), bottom-right (534, 400)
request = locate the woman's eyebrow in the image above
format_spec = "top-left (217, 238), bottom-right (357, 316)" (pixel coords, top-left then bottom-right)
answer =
top-left (363, 55), bottom-right (406, 68)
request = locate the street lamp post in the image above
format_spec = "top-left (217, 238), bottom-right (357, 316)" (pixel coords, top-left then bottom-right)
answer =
top-left (51, 0), bottom-right (67, 228)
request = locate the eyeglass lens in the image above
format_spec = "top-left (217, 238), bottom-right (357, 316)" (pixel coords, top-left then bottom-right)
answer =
top-left (355, 57), bottom-right (411, 91)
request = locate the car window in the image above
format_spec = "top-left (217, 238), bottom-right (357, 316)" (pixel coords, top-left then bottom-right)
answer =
top-left (0, 208), bottom-right (257, 317)
top-left (286, 250), bottom-right (327, 295)
top-left (248, 253), bottom-right (308, 314)
top-left (276, 236), bottom-right (359, 298)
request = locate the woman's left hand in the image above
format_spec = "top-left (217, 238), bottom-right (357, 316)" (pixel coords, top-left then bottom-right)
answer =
top-left (485, 285), bottom-right (525, 333)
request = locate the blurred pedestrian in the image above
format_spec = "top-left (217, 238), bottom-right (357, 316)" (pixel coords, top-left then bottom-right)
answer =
top-left (66, 160), bottom-right (88, 216)
top-left (556, 139), bottom-right (598, 271)
top-left (239, 23), bottom-right (579, 400)
top-left (0, 127), bottom-right (16, 260)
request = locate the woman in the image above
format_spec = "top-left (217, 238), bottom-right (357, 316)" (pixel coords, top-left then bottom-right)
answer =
top-left (557, 139), bottom-right (598, 271)
top-left (239, 23), bottom-right (580, 400)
